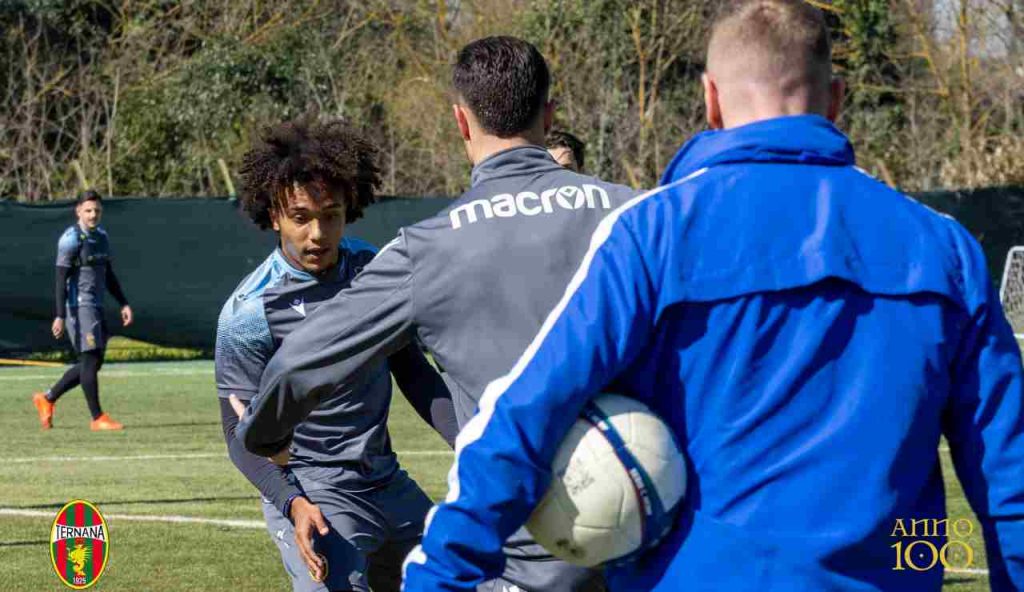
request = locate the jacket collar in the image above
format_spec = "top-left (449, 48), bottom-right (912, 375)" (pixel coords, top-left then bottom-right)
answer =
top-left (470, 145), bottom-right (564, 187)
top-left (661, 115), bottom-right (856, 184)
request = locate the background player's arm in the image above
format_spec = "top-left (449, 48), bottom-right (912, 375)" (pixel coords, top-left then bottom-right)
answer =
top-left (52, 229), bottom-right (78, 338)
top-left (943, 233), bottom-right (1024, 591)
top-left (54, 266), bottom-right (70, 319)
top-left (105, 262), bottom-right (133, 326)
top-left (388, 343), bottom-right (459, 448)
top-left (52, 266), bottom-right (70, 338)
top-left (405, 215), bottom-right (659, 591)
top-left (239, 234), bottom-right (418, 456)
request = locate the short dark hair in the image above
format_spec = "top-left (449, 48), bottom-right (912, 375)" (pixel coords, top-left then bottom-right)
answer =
top-left (238, 113), bottom-right (382, 230)
top-left (76, 190), bottom-right (102, 205)
top-left (453, 36), bottom-right (550, 138)
top-left (546, 130), bottom-right (585, 170)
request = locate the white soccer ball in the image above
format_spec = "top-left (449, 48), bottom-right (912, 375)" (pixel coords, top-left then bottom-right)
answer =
top-left (525, 393), bottom-right (687, 567)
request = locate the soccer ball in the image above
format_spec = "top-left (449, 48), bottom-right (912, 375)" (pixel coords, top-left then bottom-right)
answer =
top-left (525, 393), bottom-right (687, 567)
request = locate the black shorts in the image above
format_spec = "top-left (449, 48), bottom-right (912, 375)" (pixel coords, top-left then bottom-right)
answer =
top-left (66, 307), bottom-right (107, 353)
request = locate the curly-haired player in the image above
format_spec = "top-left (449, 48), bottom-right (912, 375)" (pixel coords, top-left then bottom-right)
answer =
top-left (216, 114), bottom-right (458, 592)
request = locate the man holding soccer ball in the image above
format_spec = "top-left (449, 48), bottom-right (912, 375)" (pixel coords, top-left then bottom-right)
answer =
top-left (404, 1), bottom-right (1024, 591)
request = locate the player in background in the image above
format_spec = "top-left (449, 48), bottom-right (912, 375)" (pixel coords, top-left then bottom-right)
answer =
top-left (237, 37), bottom-right (640, 591)
top-left (32, 190), bottom-right (132, 431)
top-left (545, 130), bottom-right (585, 172)
top-left (216, 114), bottom-right (458, 592)
top-left (404, 1), bottom-right (1024, 591)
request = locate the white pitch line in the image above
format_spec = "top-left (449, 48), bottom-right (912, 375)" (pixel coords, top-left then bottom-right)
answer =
top-left (0, 508), bottom-right (264, 529)
top-left (5, 450), bottom-right (454, 464)
top-left (0, 370), bottom-right (214, 381)
top-left (5, 452), bottom-right (223, 464)
top-left (946, 565), bottom-right (987, 573)
top-left (0, 506), bottom-right (999, 575)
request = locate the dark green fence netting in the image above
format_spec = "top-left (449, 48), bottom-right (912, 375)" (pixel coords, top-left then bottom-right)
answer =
top-left (0, 196), bottom-right (451, 355)
top-left (2, 187), bottom-right (1022, 356)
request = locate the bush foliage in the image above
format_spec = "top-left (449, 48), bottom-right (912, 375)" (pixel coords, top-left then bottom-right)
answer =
top-left (2, 1), bottom-right (1021, 200)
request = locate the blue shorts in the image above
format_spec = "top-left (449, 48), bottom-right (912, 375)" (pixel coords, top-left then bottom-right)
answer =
top-left (262, 470), bottom-right (431, 592)
top-left (65, 307), bottom-right (107, 353)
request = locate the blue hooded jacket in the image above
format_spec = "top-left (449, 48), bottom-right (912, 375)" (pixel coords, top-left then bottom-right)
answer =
top-left (403, 116), bottom-right (1024, 591)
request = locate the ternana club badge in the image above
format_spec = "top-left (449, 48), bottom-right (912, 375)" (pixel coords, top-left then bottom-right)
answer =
top-left (50, 500), bottom-right (109, 589)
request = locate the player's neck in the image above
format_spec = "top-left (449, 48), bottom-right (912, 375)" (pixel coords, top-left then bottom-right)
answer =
top-left (276, 246), bottom-right (339, 279)
top-left (471, 136), bottom-right (538, 165)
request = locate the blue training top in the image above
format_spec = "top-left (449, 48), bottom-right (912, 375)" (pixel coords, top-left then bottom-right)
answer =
top-left (56, 225), bottom-right (111, 309)
top-left (403, 115), bottom-right (1024, 591)
top-left (215, 236), bottom-right (401, 488)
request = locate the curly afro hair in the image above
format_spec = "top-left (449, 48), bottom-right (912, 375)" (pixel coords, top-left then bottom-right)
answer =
top-left (238, 113), bottom-right (382, 230)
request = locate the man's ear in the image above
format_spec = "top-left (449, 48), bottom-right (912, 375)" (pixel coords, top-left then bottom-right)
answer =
top-left (270, 202), bottom-right (282, 232)
top-left (542, 100), bottom-right (555, 134)
top-left (827, 77), bottom-right (846, 123)
top-left (453, 104), bottom-right (472, 142)
top-left (702, 72), bottom-right (724, 130)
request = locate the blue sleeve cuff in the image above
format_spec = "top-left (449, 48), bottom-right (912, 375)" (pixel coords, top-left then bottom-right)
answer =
top-left (281, 493), bottom-right (304, 521)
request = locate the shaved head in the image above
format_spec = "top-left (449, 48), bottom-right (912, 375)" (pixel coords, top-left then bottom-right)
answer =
top-left (703, 0), bottom-right (839, 129)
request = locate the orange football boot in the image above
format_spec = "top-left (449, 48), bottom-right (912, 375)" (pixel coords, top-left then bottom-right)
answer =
top-left (32, 392), bottom-right (54, 429)
top-left (90, 413), bottom-right (123, 431)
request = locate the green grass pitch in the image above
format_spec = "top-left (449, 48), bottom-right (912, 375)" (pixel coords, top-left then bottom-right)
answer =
top-left (0, 361), bottom-right (989, 591)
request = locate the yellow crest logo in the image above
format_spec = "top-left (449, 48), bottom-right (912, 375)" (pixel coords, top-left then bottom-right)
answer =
top-left (50, 500), bottom-right (109, 589)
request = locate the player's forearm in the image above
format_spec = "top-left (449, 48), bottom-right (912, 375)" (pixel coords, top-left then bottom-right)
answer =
top-left (237, 357), bottom-right (312, 457)
top-left (54, 266), bottom-right (70, 317)
top-left (389, 343), bottom-right (459, 448)
top-left (244, 271), bottom-right (417, 454)
top-left (105, 263), bottom-right (129, 306)
top-left (219, 398), bottom-right (300, 515)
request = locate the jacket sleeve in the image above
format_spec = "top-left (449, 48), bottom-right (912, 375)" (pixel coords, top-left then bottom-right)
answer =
top-left (238, 233), bottom-right (418, 457)
top-left (389, 342), bottom-right (459, 448)
top-left (403, 215), bottom-right (657, 591)
top-left (943, 232), bottom-right (1024, 592)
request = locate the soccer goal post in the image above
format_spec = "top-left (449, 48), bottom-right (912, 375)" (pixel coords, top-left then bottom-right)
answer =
top-left (999, 246), bottom-right (1024, 340)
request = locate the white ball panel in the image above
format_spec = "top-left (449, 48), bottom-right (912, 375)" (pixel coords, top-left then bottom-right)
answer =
top-left (525, 393), bottom-right (687, 567)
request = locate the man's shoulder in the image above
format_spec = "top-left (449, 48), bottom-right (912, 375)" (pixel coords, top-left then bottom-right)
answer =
top-left (340, 235), bottom-right (377, 255)
top-left (217, 252), bottom-right (288, 332)
top-left (570, 171), bottom-right (639, 202)
top-left (57, 226), bottom-right (81, 247)
top-left (340, 236), bottom-right (379, 269)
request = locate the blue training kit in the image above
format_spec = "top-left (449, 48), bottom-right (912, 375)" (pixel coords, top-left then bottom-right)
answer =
top-left (403, 116), bottom-right (1024, 591)
top-left (216, 236), bottom-right (456, 592)
top-left (55, 224), bottom-right (128, 351)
